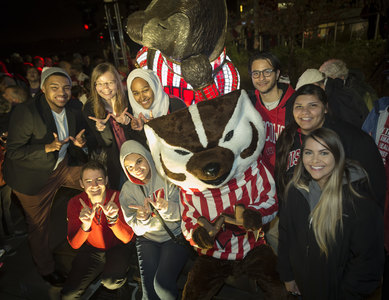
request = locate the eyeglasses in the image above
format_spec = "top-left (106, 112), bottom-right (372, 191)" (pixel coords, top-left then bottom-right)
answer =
top-left (250, 69), bottom-right (275, 79)
top-left (95, 80), bottom-right (116, 88)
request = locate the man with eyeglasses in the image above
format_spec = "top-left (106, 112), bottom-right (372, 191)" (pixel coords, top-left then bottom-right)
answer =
top-left (248, 52), bottom-right (295, 254)
top-left (3, 67), bottom-right (88, 286)
top-left (248, 51), bottom-right (295, 175)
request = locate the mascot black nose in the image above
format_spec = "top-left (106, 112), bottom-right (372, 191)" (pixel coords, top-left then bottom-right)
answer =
top-left (203, 163), bottom-right (220, 177)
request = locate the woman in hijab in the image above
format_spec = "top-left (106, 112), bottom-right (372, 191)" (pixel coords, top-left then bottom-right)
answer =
top-left (127, 69), bottom-right (186, 131)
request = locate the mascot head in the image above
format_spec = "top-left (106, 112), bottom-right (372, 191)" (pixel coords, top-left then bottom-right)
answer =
top-left (144, 90), bottom-right (265, 191)
top-left (126, 0), bottom-right (227, 62)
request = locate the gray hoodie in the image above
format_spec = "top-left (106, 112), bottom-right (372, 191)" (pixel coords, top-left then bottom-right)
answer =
top-left (119, 140), bottom-right (182, 242)
top-left (300, 163), bottom-right (367, 212)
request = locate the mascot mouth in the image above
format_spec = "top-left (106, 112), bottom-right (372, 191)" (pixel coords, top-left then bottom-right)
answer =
top-left (201, 172), bottom-right (229, 186)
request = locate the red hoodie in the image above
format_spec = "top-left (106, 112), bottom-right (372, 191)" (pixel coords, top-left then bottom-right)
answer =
top-left (254, 84), bottom-right (295, 174)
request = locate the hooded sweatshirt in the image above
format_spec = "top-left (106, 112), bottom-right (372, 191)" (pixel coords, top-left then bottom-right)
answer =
top-left (250, 83), bottom-right (295, 174)
top-left (119, 140), bottom-right (182, 243)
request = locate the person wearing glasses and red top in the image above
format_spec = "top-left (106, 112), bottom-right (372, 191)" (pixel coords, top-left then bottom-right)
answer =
top-left (248, 52), bottom-right (295, 175)
top-left (248, 52), bottom-right (295, 252)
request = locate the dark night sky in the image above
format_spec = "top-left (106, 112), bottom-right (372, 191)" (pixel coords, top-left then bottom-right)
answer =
top-left (1, 0), bottom-right (138, 58)
top-left (2, 1), bottom-right (87, 44)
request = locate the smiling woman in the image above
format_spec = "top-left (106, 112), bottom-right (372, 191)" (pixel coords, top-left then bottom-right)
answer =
top-left (119, 139), bottom-right (189, 300)
top-left (278, 127), bottom-right (384, 299)
top-left (83, 62), bottom-right (147, 190)
top-left (126, 68), bottom-right (186, 132)
top-left (274, 84), bottom-right (386, 212)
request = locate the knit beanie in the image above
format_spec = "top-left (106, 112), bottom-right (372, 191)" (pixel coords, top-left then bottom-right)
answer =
top-left (40, 67), bottom-right (72, 89)
top-left (295, 69), bottom-right (326, 90)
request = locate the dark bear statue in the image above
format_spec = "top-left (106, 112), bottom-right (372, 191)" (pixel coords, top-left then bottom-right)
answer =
top-left (126, 0), bottom-right (240, 106)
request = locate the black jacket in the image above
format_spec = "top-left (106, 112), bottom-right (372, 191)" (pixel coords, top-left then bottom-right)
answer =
top-left (278, 177), bottom-right (384, 299)
top-left (325, 78), bottom-right (369, 128)
top-left (83, 101), bottom-right (147, 190)
top-left (4, 94), bottom-right (86, 195)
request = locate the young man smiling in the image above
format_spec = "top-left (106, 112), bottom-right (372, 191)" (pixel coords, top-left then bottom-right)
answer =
top-left (248, 52), bottom-right (295, 253)
top-left (3, 67), bottom-right (87, 286)
top-left (248, 52), bottom-right (295, 174)
top-left (61, 160), bottom-right (134, 299)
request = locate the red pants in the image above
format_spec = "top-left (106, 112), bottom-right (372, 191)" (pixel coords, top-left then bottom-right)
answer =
top-left (13, 158), bottom-right (82, 275)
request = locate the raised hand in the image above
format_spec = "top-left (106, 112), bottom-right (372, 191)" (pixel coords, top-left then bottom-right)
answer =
top-left (45, 132), bottom-right (69, 153)
top-left (99, 192), bottom-right (119, 219)
top-left (140, 111), bottom-right (153, 123)
top-left (79, 198), bottom-right (97, 231)
top-left (112, 108), bottom-right (131, 125)
top-left (128, 197), bottom-right (152, 221)
top-left (69, 129), bottom-right (86, 148)
top-left (192, 216), bottom-right (224, 249)
top-left (148, 189), bottom-right (168, 211)
top-left (88, 114), bottom-right (111, 132)
top-left (130, 114), bottom-right (144, 131)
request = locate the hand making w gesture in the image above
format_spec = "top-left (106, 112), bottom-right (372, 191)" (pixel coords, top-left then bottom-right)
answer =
top-left (45, 132), bottom-right (69, 153)
top-left (69, 129), bottom-right (86, 148)
top-left (79, 198), bottom-right (98, 231)
top-left (129, 197), bottom-right (152, 221)
top-left (98, 192), bottom-right (119, 219)
top-left (129, 111), bottom-right (153, 131)
top-left (88, 114), bottom-right (111, 132)
top-left (148, 189), bottom-right (168, 212)
top-left (111, 108), bottom-right (132, 126)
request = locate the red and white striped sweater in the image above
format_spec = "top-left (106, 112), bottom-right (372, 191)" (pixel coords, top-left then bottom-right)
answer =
top-left (179, 157), bottom-right (278, 260)
top-left (136, 46), bottom-right (240, 106)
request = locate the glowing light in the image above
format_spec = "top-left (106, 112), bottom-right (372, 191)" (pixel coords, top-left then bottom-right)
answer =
top-left (84, 24), bottom-right (89, 30)
top-left (240, 5), bottom-right (243, 13)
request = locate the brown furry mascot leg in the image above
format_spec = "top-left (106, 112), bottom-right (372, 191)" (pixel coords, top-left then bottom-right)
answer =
top-left (241, 244), bottom-right (290, 300)
top-left (182, 255), bottom-right (234, 300)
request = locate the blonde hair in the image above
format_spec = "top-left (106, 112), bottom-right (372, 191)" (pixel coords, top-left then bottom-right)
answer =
top-left (88, 62), bottom-right (126, 119)
top-left (287, 128), bottom-right (353, 257)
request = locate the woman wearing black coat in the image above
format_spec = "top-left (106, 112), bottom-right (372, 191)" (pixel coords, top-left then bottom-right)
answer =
top-left (278, 128), bottom-right (384, 299)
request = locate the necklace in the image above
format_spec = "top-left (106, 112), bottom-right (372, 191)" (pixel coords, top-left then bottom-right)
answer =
top-left (264, 89), bottom-right (282, 110)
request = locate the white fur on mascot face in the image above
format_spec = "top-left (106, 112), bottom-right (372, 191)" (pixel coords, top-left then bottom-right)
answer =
top-left (144, 90), bottom-right (265, 192)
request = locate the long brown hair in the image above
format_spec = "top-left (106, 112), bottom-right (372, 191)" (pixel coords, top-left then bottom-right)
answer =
top-left (88, 62), bottom-right (126, 119)
top-left (275, 84), bottom-right (329, 198)
top-left (287, 128), bottom-right (363, 257)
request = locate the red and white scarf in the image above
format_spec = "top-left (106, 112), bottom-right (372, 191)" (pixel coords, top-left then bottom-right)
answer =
top-left (136, 46), bottom-right (240, 106)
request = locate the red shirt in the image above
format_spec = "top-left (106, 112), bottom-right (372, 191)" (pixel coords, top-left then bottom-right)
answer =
top-left (254, 84), bottom-right (295, 174)
top-left (67, 189), bottom-right (134, 250)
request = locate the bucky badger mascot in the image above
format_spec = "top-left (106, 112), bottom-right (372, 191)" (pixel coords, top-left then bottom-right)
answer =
top-left (126, 0), bottom-right (240, 106)
top-left (144, 90), bottom-right (288, 299)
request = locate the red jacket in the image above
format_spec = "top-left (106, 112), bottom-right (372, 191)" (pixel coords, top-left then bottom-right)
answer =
top-left (67, 189), bottom-right (134, 250)
top-left (253, 84), bottom-right (295, 174)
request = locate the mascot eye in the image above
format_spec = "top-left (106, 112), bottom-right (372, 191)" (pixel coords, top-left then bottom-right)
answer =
top-left (224, 130), bottom-right (234, 142)
top-left (175, 149), bottom-right (190, 156)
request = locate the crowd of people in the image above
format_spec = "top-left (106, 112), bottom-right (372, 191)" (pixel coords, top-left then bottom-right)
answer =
top-left (0, 49), bottom-right (387, 300)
